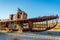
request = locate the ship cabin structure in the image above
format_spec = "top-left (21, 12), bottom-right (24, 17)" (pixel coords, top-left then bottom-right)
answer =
top-left (0, 8), bottom-right (59, 32)
top-left (9, 8), bottom-right (27, 20)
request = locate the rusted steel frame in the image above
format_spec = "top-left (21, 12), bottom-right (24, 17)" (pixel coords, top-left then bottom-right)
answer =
top-left (0, 15), bottom-right (58, 23)
top-left (46, 18), bottom-right (59, 30)
top-left (28, 21), bottom-right (33, 31)
top-left (28, 16), bottom-right (58, 22)
top-left (0, 15), bottom-right (58, 28)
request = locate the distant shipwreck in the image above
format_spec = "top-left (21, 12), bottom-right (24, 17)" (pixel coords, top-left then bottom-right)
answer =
top-left (0, 8), bottom-right (59, 32)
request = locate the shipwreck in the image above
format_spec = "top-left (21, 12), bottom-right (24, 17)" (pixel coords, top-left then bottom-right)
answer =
top-left (0, 8), bottom-right (59, 32)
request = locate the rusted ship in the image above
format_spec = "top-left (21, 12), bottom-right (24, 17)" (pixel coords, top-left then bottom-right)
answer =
top-left (0, 8), bottom-right (59, 32)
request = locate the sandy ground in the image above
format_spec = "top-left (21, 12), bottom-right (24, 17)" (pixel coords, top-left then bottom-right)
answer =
top-left (6, 31), bottom-right (60, 40)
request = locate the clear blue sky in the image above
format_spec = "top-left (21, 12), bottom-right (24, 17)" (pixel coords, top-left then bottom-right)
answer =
top-left (0, 0), bottom-right (60, 21)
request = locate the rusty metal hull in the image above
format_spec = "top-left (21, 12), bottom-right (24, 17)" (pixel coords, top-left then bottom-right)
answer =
top-left (0, 15), bottom-right (59, 32)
